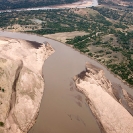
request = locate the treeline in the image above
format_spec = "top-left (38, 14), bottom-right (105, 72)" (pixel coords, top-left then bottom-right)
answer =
top-left (92, 7), bottom-right (121, 20)
top-left (107, 63), bottom-right (133, 85)
top-left (92, 7), bottom-right (133, 25)
top-left (27, 27), bottom-right (75, 35)
top-left (28, 9), bottom-right (113, 35)
top-left (115, 31), bottom-right (133, 50)
top-left (98, 0), bottom-right (117, 5)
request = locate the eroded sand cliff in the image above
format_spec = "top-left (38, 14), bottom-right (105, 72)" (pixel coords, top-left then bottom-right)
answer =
top-left (0, 37), bottom-right (54, 133)
top-left (75, 63), bottom-right (133, 133)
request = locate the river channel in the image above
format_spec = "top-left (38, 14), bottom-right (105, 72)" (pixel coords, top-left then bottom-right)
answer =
top-left (0, 31), bottom-right (133, 133)
top-left (0, 0), bottom-right (98, 13)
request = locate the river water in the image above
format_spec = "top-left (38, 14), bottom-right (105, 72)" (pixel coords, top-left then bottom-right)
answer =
top-left (0, 0), bottom-right (98, 13)
top-left (0, 31), bottom-right (133, 133)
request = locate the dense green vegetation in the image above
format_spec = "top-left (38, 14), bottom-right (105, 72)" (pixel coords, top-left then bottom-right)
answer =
top-left (92, 6), bottom-right (133, 25)
top-left (98, 0), bottom-right (133, 6)
top-left (98, 0), bottom-right (117, 5)
top-left (0, 6), bottom-right (133, 85)
top-left (26, 9), bottom-right (113, 34)
top-left (0, 9), bottom-right (112, 34)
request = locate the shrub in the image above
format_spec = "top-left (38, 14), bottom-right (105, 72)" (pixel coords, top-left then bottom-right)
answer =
top-left (0, 122), bottom-right (4, 127)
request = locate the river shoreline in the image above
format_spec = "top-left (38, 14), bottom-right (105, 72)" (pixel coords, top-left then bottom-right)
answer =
top-left (1, 30), bottom-right (133, 92)
top-left (0, 30), bottom-right (101, 133)
top-left (1, 30), bottom-right (133, 133)
top-left (41, 35), bottom-right (133, 91)
top-left (0, 0), bottom-right (98, 13)
top-left (75, 63), bottom-right (133, 133)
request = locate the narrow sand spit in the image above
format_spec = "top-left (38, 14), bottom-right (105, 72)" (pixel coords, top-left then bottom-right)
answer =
top-left (75, 63), bottom-right (133, 133)
top-left (0, 37), bottom-right (54, 133)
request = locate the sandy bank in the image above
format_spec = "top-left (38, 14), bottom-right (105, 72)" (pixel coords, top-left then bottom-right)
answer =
top-left (75, 63), bottom-right (133, 133)
top-left (0, 37), bottom-right (54, 133)
top-left (50, 0), bottom-right (92, 8)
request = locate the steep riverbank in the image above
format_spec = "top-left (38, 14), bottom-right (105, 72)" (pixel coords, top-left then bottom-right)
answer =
top-left (0, 37), bottom-right (54, 133)
top-left (75, 63), bottom-right (133, 133)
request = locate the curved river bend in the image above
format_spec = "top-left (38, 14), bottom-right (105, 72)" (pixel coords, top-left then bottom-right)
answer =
top-left (0, 31), bottom-right (133, 133)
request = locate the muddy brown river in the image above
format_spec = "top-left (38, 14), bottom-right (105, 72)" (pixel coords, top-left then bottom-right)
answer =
top-left (0, 31), bottom-right (133, 133)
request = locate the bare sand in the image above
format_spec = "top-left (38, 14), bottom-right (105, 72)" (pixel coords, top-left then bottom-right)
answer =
top-left (49, 0), bottom-right (92, 8)
top-left (0, 37), bottom-right (54, 133)
top-left (75, 63), bottom-right (133, 133)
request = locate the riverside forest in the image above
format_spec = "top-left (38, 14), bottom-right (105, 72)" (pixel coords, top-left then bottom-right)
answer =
top-left (0, 5), bottom-right (133, 86)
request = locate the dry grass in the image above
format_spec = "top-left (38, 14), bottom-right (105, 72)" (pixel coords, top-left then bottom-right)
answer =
top-left (72, 8), bottom-right (98, 18)
top-left (88, 45), bottom-right (124, 64)
top-left (43, 31), bottom-right (88, 43)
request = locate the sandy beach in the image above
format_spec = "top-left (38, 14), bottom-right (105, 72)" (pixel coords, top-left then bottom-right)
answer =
top-left (0, 37), bottom-right (54, 133)
top-left (75, 63), bottom-right (133, 133)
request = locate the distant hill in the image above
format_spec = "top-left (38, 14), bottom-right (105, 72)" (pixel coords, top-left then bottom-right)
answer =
top-left (0, 0), bottom-right (80, 10)
top-left (98, 0), bottom-right (133, 6)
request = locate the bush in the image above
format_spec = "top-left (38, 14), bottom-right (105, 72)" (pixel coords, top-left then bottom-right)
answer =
top-left (88, 53), bottom-right (93, 57)
top-left (106, 51), bottom-right (112, 54)
top-left (0, 122), bottom-right (4, 127)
